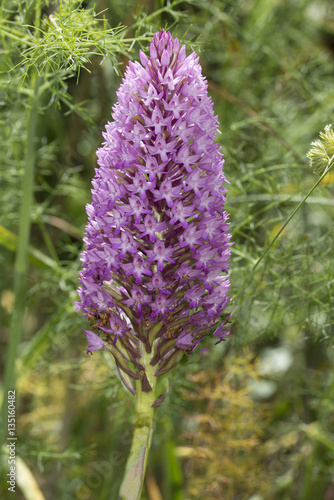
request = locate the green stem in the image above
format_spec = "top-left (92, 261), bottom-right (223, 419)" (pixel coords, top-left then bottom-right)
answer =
top-left (37, 220), bottom-right (60, 263)
top-left (1, 73), bottom-right (40, 426)
top-left (120, 348), bottom-right (157, 500)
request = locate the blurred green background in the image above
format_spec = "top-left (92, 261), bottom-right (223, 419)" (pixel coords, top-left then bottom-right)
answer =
top-left (0, 0), bottom-right (334, 499)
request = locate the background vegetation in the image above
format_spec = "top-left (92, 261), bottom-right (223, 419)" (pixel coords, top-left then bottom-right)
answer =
top-left (0, 0), bottom-right (333, 499)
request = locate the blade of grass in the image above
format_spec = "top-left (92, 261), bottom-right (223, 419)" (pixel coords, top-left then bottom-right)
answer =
top-left (2, 446), bottom-right (46, 500)
top-left (0, 225), bottom-right (58, 269)
top-left (17, 299), bottom-right (73, 372)
top-left (1, 73), bottom-right (40, 425)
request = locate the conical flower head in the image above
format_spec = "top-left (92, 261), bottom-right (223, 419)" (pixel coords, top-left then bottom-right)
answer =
top-left (76, 30), bottom-right (232, 391)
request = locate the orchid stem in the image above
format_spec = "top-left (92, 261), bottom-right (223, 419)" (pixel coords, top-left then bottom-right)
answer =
top-left (120, 348), bottom-right (157, 500)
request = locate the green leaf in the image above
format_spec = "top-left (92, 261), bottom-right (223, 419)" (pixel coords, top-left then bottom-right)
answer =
top-left (0, 225), bottom-right (58, 269)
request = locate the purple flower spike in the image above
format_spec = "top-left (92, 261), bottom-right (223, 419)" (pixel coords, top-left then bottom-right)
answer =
top-left (77, 30), bottom-right (232, 393)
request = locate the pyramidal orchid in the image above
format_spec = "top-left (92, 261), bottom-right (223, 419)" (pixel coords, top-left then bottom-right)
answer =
top-left (76, 30), bottom-right (231, 500)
